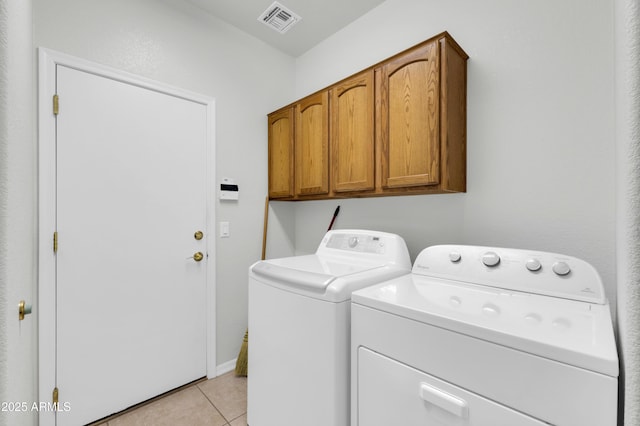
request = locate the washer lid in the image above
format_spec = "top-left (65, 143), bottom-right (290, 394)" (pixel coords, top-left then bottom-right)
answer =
top-left (352, 274), bottom-right (619, 377)
top-left (251, 254), bottom-right (386, 291)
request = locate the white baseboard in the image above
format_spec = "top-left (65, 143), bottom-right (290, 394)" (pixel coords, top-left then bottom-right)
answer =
top-left (214, 358), bottom-right (237, 377)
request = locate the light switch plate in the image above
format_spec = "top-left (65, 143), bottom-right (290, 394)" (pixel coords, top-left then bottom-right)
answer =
top-left (220, 221), bottom-right (230, 238)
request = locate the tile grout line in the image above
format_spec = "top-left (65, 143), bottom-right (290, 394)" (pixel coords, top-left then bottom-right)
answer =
top-left (195, 382), bottom-right (230, 423)
top-left (226, 412), bottom-right (247, 424)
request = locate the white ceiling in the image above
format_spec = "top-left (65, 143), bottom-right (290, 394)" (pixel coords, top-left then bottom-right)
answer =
top-left (185, 0), bottom-right (387, 57)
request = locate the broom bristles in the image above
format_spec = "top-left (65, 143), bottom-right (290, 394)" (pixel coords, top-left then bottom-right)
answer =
top-left (234, 329), bottom-right (248, 376)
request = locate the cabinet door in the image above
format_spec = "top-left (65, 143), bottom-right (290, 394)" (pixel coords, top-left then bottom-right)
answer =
top-left (378, 41), bottom-right (440, 189)
top-left (268, 108), bottom-right (294, 199)
top-left (295, 91), bottom-right (329, 196)
top-left (331, 70), bottom-right (374, 193)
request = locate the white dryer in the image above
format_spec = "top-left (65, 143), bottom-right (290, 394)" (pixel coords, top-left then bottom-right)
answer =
top-left (351, 245), bottom-right (618, 426)
top-left (248, 229), bottom-right (411, 426)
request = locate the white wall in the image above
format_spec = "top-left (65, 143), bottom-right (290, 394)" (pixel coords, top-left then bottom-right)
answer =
top-left (275, 0), bottom-right (618, 311)
top-left (615, 0), bottom-right (640, 423)
top-left (0, 0), bottom-right (37, 425)
top-left (6, 0), bottom-right (621, 422)
top-left (33, 0), bottom-right (296, 368)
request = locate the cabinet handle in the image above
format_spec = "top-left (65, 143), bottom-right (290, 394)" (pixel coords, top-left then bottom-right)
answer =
top-left (419, 382), bottom-right (468, 418)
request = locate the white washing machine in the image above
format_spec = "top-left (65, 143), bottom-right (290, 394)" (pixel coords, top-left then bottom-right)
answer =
top-left (247, 229), bottom-right (411, 426)
top-left (351, 245), bottom-right (619, 426)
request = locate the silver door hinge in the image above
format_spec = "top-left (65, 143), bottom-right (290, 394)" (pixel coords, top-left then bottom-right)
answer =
top-left (53, 94), bottom-right (59, 115)
top-left (53, 232), bottom-right (58, 253)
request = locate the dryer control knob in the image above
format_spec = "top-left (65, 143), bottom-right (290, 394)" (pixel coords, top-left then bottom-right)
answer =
top-left (526, 259), bottom-right (542, 272)
top-left (482, 252), bottom-right (501, 267)
top-left (552, 261), bottom-right (571, 276)
top-left (449, 252), bottom-right (462, 263)
top-left (348, 237), bottom-right (359, 248)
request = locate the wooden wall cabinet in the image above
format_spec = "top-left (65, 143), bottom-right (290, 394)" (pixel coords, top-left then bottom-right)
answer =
top-left (377, 35), bottom-right (468, 195)
top-left (268, 107), bottom-right (294, 199)
top-left (267, 91), bottom-right (330, 200)
top-left (267, 32), bottom-right (468, 201)
top-left (377, 41), bottom-right (441, 189)
top-left (295, 91), bottom-right (329, 197)
top-left (331, 70), bottom-right (375, 194)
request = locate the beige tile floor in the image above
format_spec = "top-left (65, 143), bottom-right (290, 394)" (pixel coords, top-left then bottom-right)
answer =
top-left (91, 372), bottom-right (247, 426)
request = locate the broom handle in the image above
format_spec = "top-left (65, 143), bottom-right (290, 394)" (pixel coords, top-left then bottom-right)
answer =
top-left (261, 196), bottom-right (269, 261)
top-left (327, 205), bottom-right (340, 231)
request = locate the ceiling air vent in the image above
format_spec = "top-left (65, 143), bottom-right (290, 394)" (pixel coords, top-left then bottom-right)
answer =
top-left (258, 1), bottom-right (301, 34)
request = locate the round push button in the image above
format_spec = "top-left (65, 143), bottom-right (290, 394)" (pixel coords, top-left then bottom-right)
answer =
top-left (482, 252), bottom-right (500, 267)
top-left (348, 237), bottom-right (359, 248)
top-left (482, 303), bottom-right (501, 317)
top-left (524, 313), bottom-right (542, 325)
top-left (552, 261), bottom-right (571, 276)
top-left (526, 259), bottom-right (542, 272)
top-left (449, 252), bottom-right (462, 263)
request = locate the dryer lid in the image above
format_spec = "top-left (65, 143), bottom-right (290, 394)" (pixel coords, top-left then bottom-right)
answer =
top-left (352, 274), bottom-right (619, 377)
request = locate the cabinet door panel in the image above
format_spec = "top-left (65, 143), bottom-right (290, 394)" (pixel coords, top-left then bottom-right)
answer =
top-left (269, 108), bottom-right (294, 198)
top-left (331, 70), bottom-right (374, 193)
top-left (268, 108), bottom-right (294, 199)
top-left (296, 92), bottom-right (329, 196)
top-left (379, 41), bottom-right (440, 189)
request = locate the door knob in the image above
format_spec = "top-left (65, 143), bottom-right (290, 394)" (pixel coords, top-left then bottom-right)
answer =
top-left (18, 300), bottom-right (32, 321)
top-left (192, 252), bottom-right (204, 262)
top-left (194, 231), bottom-right (204, 240)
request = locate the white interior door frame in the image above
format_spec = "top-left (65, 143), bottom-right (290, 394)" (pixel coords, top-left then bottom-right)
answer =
top-left (37, 48), bottom-right (217, 425)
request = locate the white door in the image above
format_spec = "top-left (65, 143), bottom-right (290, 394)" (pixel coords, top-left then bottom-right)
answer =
top-left (53, 64), bottom-right (209, 425)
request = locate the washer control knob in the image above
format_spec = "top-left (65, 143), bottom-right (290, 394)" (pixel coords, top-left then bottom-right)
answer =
top-left (449, 252), bottom-right (462, 263)
top-left (552, 261), bottom-right (571, 276)
top-left (482, 252), bottom-right (501, 267)
top-left (526, 259), bottom-right (542, 272)
top-left (348, 236), bottom-right (359, 248)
